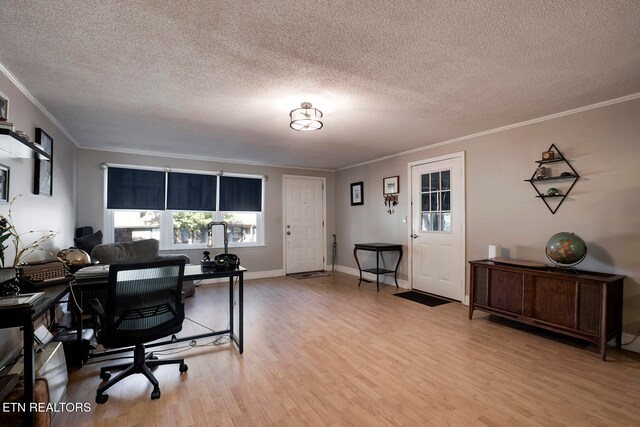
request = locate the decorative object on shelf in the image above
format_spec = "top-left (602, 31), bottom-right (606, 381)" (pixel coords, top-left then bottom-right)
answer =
top-left (0, 267), bottom-right (19, 296)
top-left (545, 232), bottom-right (587, 267)
top-left (0, 91), bottom-right (8, 122)
top-left (525, 143), bottom-right (579, 214)
top-left (487, 243), bottom-right (501, 259)
top-left (15, 130), bottom-right (30, 142)
top-left (0, 164), bottom-right (9, 203)
top-left (0, 195), bottom-right (58, 268)
top-left (383, 176), bottom-right (399, 195)
top-left (56, 248), bottom-right (92, 273)
top-left (541, 150), bottom-right (555, 160)
top-left (350, 181), bottom-right (363, 206)
top-left (0, 121), bottom-right (14, 131)
top-left (289, 102), bottom-right (323, 131)
top-left (0, 196), bottom-right (58, 294)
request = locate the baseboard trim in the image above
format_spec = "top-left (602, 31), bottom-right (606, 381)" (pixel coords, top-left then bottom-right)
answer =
top-left (334, 265), bottom-right (410, 289)
top-left (620, 332), bottom-right (640, 354)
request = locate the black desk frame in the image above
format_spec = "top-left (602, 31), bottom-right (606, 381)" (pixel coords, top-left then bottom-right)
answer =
top-left (74, 265), bottom-right (245, 358)
top-left (353, 243), bottom-right (403, 291)
top-left (0, 283), bottom-right (70, 427)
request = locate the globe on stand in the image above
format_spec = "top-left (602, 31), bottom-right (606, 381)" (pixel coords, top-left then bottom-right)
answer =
top-left (545, 232), bottom-right (587, 268)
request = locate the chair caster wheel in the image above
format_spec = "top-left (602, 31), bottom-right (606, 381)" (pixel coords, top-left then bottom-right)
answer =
top-left (96, 394), bottom-right (109, 404)
top-left (151, 388), bottom-right (161, 400)
top-left (100, 371), bottom-right (111, 381)
top-left (179, 362), bottom-right (188, 373)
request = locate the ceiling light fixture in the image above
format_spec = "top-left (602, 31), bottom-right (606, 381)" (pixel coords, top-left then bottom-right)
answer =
top-left (289, 102), bottom-right (323, 131)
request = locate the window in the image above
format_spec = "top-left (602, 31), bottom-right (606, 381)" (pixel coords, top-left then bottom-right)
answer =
top-left (106, 167), bottom-right (264, 248)
top-left (420, 170), bottom-right (451, 232)
top-left (113, 210), bottom-right (161, 242)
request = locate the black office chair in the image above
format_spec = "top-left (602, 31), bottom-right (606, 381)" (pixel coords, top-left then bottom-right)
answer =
top-left (90, 258), bottom-right (188, 404)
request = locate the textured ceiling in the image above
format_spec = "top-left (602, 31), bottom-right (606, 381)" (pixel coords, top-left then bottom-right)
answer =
top-left (1, 0), bottom-right (639, 170)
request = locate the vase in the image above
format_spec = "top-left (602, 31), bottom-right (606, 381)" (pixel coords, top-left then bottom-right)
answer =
top-left (0, 267), bottom-right (20, 296)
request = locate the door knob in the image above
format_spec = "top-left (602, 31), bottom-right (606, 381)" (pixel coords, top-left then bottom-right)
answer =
top-left (411, 234), bottom-right (418, 239)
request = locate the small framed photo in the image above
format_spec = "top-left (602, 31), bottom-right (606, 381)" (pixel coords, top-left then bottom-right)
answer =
top-left (34, 159), bottom-right (52, 196)
top-left (350, 181), bottom-right (364, 206)
top-left (0, 164), bottom-right (9, 203)
top-left (383, 176), bottom-right (399, 194)
top-left (35, 128), bottom-right (53, 157)
top-left (0, 91), bottom-right (8, 122)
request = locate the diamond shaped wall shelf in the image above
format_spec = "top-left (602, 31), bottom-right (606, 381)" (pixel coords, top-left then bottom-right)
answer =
top-left (525, 144), bottom-right (579, 214)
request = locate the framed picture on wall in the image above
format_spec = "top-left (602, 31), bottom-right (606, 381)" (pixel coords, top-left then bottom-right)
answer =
top-left (383, 176), bottom-right (399, 194)
top-left (34, 159), bottom-right (52, 196)
top-left (351, 181), bottom-right (363, 206)
top-left (35, 128), bottom-right (53, 157)
top-left (0, 91), bottom-right (8, 122)
top-left (0, 164), bottom-right (9, 203)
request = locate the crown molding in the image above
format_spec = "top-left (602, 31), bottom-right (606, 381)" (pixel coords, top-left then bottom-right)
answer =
top-left (338, 92), bottom-right (640, 171)
top-left (0, 61), bottom-right (81, 147)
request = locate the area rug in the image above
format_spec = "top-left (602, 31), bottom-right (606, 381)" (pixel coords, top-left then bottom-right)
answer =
top-left (393, 291), bottom-right (452, 307)
top-left (288, 271), bottom-right (331, 280)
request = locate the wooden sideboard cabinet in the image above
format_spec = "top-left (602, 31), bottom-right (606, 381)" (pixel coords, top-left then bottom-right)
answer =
top-left (468, 260), bottom-right (625, 360)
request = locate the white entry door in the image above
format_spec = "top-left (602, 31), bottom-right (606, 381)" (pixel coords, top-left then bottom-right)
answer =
top-left (284, 176), bottom-right (325, 274)
top-left (410, 153), bottom-right (465, 300)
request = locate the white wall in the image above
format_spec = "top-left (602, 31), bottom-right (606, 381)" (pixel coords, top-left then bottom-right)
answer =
top-left (76, 149), bottom-right (336, 275)
top-left (0, 73), bottom-right (78, 362)
top-left (335, 97), bottom-right (640, 337)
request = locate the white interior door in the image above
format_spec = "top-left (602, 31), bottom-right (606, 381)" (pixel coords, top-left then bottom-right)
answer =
top-left (410, 154), bottom-right (465, 300)
top-left (284, 176), bottom-right (325, 274)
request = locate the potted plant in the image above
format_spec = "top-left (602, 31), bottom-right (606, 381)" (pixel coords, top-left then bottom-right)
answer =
top-left (0, 195), bottom-right (57, 295)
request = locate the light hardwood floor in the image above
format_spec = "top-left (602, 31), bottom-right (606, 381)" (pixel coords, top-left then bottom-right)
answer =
top-left (56, 272), bottom-right (640, 426)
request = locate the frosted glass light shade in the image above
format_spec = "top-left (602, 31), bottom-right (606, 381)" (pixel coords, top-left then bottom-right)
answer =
top-left (289, 102), bottom-right (323, 131)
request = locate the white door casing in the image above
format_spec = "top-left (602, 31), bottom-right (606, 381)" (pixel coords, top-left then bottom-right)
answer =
top-left (408, 153), bottom-right (465, 301)
top-left (284, 176), bottom-right (326, 274)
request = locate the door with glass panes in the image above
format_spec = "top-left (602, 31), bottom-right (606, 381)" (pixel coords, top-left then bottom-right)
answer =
top-left (410, 154), bottom-right (465, 300)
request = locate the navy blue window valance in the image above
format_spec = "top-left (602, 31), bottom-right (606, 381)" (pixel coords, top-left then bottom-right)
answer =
top-left (167, 172), bottom-right (217, 211)
top-left (219, 176), bottom-right (262, 211)
top-left (107, 168), bottom-right (166, 210)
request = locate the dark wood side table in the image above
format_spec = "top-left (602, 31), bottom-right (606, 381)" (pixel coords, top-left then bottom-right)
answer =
top-left (353, 243), bottom-right (403, 291)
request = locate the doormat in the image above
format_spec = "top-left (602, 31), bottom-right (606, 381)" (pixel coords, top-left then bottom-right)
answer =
top-left (393, 291), bottom-right (452, 307)
top-left (288, 271), bottom-right (331, 280)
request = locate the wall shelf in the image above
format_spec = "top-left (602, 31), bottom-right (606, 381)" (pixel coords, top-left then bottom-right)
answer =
top-left (0, 128), bottom-right (50, 159)
top-left (525, 143), bottom-right (579, 214)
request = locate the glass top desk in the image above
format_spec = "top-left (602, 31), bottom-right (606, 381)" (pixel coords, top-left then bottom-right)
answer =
top-left (0, 283), bottom-right (70, 427)
top-left (72, 265), bottom-right (245, 357)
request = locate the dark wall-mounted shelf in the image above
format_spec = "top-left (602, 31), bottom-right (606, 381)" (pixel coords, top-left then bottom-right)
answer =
top-left (525, 143), bottom-right (579, 214)
top-left (0, 128), bottom-right (50, 159)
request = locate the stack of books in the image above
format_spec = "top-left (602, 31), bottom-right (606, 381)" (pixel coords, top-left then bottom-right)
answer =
top-left (0, 121), bottom-right (15, 131)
